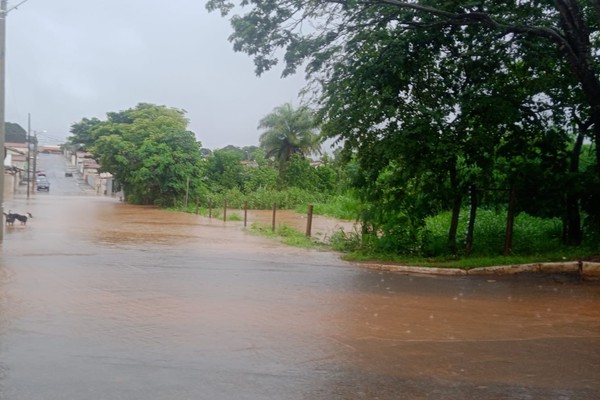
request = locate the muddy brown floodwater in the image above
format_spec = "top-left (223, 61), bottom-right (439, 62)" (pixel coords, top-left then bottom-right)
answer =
top-left (0, 155), bottom-right (599, 400)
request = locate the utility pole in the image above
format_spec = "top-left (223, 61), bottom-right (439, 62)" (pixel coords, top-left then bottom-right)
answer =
top-left (26, 113), bottom-right (30, 198)
top-left (0, 0), bottom-right (29, 242)
top-left (0, 0), bottom-right (8, 242)
top-left (31, 131), bottom-right (36, 193)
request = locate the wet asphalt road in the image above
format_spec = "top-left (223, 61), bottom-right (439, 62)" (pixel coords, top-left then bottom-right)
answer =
top-left (0, 154), bottom-right (599, 399)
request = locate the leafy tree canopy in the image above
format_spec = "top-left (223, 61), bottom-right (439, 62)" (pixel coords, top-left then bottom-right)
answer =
top-left (73, 103), bottom-right (204, 205)
top-left (208, 0), bottom-right (600, 253)
top-left (208, 0), bottom-right (600, 169)
top-left (68, 117), bottom-right (103, 150)
top-left (258, 103), bottom-right (321, 174)
top-left (5, 122), bottom-right (27, 143)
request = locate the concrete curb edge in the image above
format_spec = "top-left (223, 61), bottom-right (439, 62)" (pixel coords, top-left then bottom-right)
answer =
top-left (359, 261), bottom-right (600, 279)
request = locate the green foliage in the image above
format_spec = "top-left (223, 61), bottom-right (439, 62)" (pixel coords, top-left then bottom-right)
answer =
top-left (227, 213), bottom-right (243, 222)
top-left (250, 223), bottom-right (323, 248)
top-left (208, 0), bottom-right (600, 255)
top-left (68, 117), bottom-right (103, 150)
top-left (580, 167), bottom-right (600, 231)
top-left (199, 187), bottom-right (324, 211)
top-left (76, 103), bottom-right (204, 205)
top-left (206, 149), bottom-right (245, 191)
top-left (5, 122), bottom-right (27, 143)
top-left (295, 193), bottom-right (362, 220)
top-left (258, 103), bottom-right (322, 176)
top-left (330, 207), bottom-right (597, 261)
top-left (242, 150), bottom-right (278, 192)
top-left (243, 164), bottom-right (278, 192)
top-left (421, 209), bottom-right (571, 257)
top-left (330, 229), bottom-right (363, 253)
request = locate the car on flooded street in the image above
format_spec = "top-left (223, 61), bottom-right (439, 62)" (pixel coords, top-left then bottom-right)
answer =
top-left (36, 177), bottom-right (50, 191)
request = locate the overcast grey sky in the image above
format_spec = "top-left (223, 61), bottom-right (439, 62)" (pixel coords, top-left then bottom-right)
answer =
top-left (5, 0), bottom-right (308, 149)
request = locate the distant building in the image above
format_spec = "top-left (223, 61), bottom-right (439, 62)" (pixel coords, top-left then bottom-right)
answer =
top-left (39, 145), bottom-right (62, 154)
top-left (4, 142), bottom-right (32, 193)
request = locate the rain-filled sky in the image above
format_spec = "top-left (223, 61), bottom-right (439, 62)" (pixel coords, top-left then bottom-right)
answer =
top-left (5, 0), bottom-right (308, 149)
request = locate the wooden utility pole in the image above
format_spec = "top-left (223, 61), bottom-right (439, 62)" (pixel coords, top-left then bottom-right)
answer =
top-left (0, 0), bottom-right (7, 242)
top-left (31, 131), bottom-right (37, 193)
top-left (0, 0), bottom-right (29, 242)
top-left (26, 114), bottom-right (30, 198)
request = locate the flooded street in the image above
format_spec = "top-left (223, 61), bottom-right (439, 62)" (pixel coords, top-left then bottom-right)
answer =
top-left (0, 155), bottom-right (599, 399)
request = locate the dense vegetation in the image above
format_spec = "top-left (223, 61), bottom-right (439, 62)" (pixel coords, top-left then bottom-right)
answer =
top-left (66, 102), bottom-right (347, 210)
top-left (66, 0), bottom-right (600, 260)
top-left (68, 103), bottom-right (204, 206)
top-left (5, 122), bottom-right (28, 143)
top-left (205, 0), bottom-right (600, 259)
top-left (66, 100), bottom-right (598, 259)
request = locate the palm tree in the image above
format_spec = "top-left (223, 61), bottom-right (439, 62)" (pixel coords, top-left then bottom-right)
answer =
top-left (258, 103), bottom-right (321, 174)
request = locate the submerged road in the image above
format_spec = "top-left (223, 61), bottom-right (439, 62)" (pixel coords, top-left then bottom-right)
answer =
top-left (0, 154), bottom-right (598, 399)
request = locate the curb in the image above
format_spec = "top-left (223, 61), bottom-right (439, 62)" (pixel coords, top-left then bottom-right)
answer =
top-left (360, 261), bottom-right (600, 279)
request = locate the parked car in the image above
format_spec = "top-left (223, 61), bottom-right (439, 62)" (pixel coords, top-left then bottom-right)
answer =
top-left (36, 178), bottom-right (50, 191)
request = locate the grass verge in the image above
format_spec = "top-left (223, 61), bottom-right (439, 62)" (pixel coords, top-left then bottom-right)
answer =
top-left (249, 222), bottom-right (330, 249)
top-left (342, 251), bottom-right (597, 269)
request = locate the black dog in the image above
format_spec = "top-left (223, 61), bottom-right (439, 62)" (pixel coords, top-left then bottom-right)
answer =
top-left (3, 212), bottom-right (15, 225)
top-left (4, 212), bottom-right (32, 225)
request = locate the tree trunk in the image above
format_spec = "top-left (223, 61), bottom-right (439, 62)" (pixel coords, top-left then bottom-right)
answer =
top-left (447, 161), bottom-right (461, 254)
top-left (563, 131), bottom-right (585, 245)
top-left (465, 184), bottom-right (477, 256)
top-left (555, 0), bottom-right (600, 175)
top-left (503, 185), bottom-right (517, 255)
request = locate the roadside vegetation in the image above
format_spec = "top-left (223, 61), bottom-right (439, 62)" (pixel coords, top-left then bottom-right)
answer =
top-left (66, 0), bottom-right (600, 267)
top-left (64, 102), bottom-right (599, 266)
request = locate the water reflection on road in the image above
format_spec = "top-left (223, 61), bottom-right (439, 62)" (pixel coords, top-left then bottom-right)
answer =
top-left (0, 194), bottom-right (599, 399)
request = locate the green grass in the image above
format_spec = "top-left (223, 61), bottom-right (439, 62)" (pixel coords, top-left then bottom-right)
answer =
top-left (248, 217), bottom-right (594, 268)
top-left (249, 222), bottom-right (329, 249)
top-left (226, 213), bottom-right (243, 222)
top-left (330, 207), bottom-right (598, 268)
top-left (171, 199), bottom-right (599, 270)
top-left (294, 194), bottom-right (361, 221)
top-left (341, 251), bottom-right (592, 269)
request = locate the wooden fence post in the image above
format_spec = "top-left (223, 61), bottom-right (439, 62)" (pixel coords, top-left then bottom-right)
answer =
top-left (223, 200), bottom-right (227, 222)
top-left (306, 204), bottom-right (314, 237)
top-left (272, 203), bottom-right (277, 232)
top-left (244, 201), bottom-right (248, 227)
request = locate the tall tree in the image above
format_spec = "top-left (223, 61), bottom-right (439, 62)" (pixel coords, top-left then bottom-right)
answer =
top-left (80, 103), bottom-right (204, 205)
top-left (207, 0), bottom-right (600, 172)
top-left (5, 122), bottom-right (27, 143)
top-left (68, 118), bottom-right (103, 150)
top-left (208, 0), bottom-right (600, 250)
top-left (258, 103), bottom-right (321, 174)
top-left (205, 148), bottom-right (245, 191)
